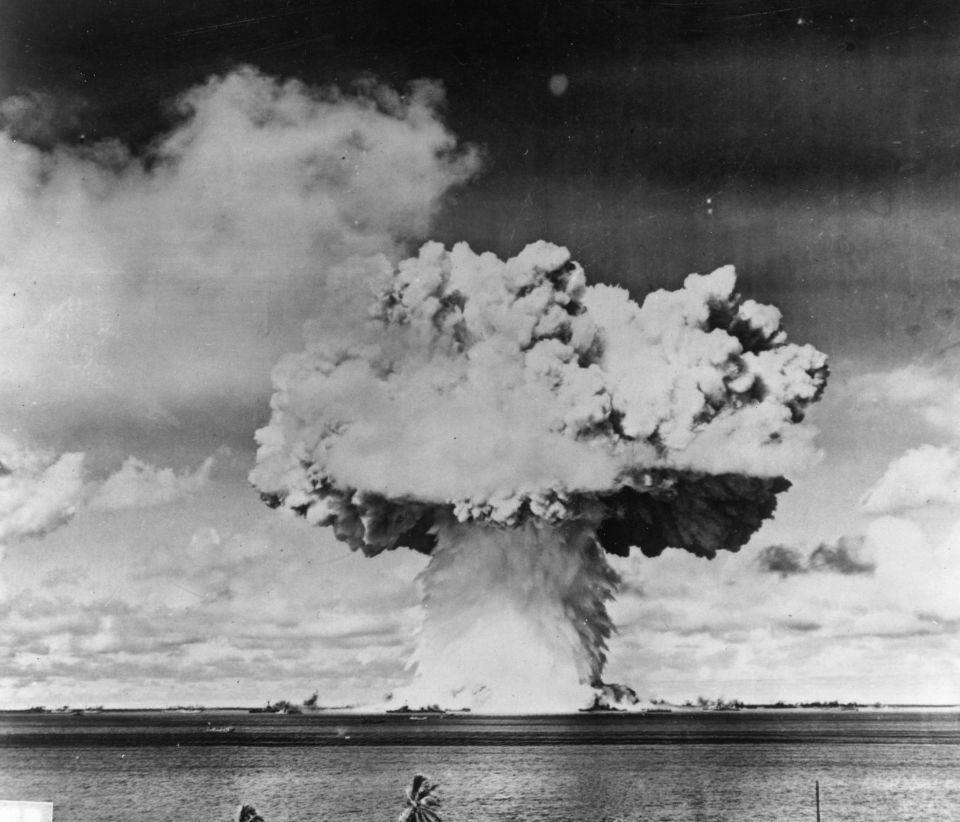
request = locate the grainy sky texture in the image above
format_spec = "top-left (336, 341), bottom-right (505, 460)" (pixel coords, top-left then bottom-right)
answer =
top-left (2, 0), bottom-right (960, 708)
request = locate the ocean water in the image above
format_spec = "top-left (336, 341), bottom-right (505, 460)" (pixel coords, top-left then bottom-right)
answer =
top-left (1, 711), bottom-right (958, 822)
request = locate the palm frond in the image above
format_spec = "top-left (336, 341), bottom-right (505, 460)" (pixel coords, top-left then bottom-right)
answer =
top-left (399, 774), bottom-right (443, 822)
top-left (235, 804), bottom-right (265, 822)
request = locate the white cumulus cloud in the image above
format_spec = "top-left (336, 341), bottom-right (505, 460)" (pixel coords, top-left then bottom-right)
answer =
top-left (861, 444), bottom-right (960, 514)
top-left (0, 67), bottom-right (479, 440)
top-left (0, 436), bottom-right (85, 546)
top-left (851, 365), bottom-right (960, 437)
top-left (89, 455), bottom-right (216, 511)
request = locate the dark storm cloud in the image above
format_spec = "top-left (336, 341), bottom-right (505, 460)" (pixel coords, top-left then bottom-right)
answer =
top-left (757, 537), bottom-right (875, 577)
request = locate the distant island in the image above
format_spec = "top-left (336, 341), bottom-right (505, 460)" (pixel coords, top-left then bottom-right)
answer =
top-left (5, 696), bottom-right (959, 714)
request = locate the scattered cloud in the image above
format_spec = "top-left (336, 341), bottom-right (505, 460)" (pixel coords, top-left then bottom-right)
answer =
top-left (755, 544), bottom-right (806, 577)
top-left (0, 510), bottom-right (426, 706)
top-left (808, 541), bottom-right (875, 575)
top-left (0, 433), bottom-right (222, 554)
top-left (89, 455), bottom-right (215, 510)
top-left (850, 365), bottom-right (960, 438)
top-left (757, 537), bottom-right (874, 578)
top-left (602, 510), bottom-right (960, 703)
top-left (0, 436), bottom-right (85, 546)
top-left (861, 444), bottom-right (960, 514)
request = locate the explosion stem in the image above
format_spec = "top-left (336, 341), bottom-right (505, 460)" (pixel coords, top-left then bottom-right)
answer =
top-left (391, 519), bottom-right (620, 713)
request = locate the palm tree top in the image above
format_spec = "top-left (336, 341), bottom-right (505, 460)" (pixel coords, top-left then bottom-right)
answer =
top-left (235, 804), bottom-right (265, 822)
top-left (399, 774), bottom-right (442, 822)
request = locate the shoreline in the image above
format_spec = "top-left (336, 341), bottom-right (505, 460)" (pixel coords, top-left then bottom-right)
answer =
top-left (3, 704), bottom-right (959, 716)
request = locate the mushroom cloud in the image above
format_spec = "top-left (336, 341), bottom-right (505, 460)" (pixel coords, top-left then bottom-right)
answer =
top-left (251, 240), bottom-right (828, 712)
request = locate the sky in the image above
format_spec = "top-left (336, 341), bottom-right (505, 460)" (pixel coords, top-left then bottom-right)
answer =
top-left (2, 0), bottom-right (960, 709)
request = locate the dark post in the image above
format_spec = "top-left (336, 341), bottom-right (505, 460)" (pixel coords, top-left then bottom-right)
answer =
top-left (815, 780), bottom-right (821, 822)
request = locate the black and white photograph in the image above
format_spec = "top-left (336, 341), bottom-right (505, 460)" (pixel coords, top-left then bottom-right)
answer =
top-left (1, 1), bottom-right (959, 820)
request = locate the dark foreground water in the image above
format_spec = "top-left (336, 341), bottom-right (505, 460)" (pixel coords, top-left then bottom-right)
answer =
top-left (1, 711), bottom-right (958, 822)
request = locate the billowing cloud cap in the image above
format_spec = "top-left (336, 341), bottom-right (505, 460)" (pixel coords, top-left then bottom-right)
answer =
top-left (251, 241), bottom-right (827, 559)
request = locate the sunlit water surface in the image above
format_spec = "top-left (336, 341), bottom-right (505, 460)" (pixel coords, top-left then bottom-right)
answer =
top-left (1, 711), bottom-right (958, 822)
